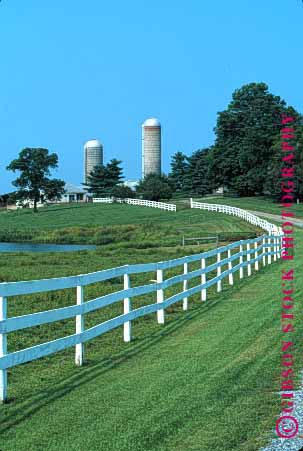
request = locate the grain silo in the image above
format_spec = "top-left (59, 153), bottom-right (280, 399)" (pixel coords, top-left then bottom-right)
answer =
top-left (142, 118), bottom-right (161, 178)
top-left (84, 139), bottom-right (103, 184)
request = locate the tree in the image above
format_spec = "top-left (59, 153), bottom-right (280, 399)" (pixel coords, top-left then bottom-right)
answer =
top-left (184, 148), bottom-right (214, 195)
top-left (84, 164), bottom-right (110, 196)
top-left (106, 159), bottom-right (124, 188)
top-left (263, 108), bottom-right (303, 201)
top-left (84, 159), bottom-right (124, 196)
top-left (136, 174), bottom-right (173, 201)
top-left (111, 185), bottom-right (135, 199)
top-left (7, 148), bottom-right (65, 212)
top-left (169, 151), bottom-right (189, 193)
top-left (210, 82), bottom-right (292, 196)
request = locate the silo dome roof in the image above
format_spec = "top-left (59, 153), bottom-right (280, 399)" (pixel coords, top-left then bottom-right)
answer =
top-left (143, 118), bottom-right (161, 127)
top-left (84, 139), bottom-right (103, 148)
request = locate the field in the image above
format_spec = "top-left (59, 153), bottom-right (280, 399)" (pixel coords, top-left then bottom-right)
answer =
top-left (195, 195), bottom-right (303, 218)
top-left (0, 201), bottom-right (301, 451)
top-left (0, 202), bottom-right (259, 245)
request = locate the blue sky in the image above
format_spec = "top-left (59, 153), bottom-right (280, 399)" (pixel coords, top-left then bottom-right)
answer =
top-left (1, 0), bottom-right (302, 192)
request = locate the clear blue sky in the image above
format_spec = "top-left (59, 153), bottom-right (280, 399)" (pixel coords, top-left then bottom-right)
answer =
top-left (1, 0), bottom-right (302, 192)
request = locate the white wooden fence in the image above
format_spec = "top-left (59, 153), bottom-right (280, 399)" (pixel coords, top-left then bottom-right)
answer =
top-left (0, 232), bottom-right (283, 402)
top-left (190, 199), bottom-right (282, 235)
top-left (92, 197), bottom-right (113, 204)
top-left (93, 197), bottom-right (177, 211)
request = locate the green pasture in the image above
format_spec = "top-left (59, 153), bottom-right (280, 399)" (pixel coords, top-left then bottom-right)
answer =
top-left (0, 203), bottom-right (259, 245)
top-left (192, 195), bottom-right (303, 218)
top-left (0, 202), bottom-right (301, 451)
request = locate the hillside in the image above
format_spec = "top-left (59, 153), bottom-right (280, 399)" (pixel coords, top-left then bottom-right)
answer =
top-left (0, 202), bottom-right (259, 245)
top-left (0, 203), bottom-right (301, 451)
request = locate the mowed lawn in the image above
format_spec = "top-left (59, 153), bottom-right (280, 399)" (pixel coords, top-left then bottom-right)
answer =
top-left (0, 204), bottom-right (301, 450)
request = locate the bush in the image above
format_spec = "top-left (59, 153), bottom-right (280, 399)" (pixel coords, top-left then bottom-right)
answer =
top-left (136, 174), bottom-right (173, 201)
top-left (111, 185), bottom-right (135, 199)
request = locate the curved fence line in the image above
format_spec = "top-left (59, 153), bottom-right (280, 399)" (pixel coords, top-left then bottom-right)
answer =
top-left (93, 197), bottom-right (176, 211)
top-left (190, 198), bottom-right (282, 235)
top-left (0, 203), bottom-right (284, 403)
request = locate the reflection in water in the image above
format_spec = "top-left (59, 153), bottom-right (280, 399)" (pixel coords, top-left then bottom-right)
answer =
top-left (0, 243), bottom-right (96, 253)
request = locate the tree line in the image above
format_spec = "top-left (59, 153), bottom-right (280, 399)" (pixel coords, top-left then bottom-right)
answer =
top-left (88, 82), bottom-right (303, 201)
top-left (5, 81), bottom-right (303, 211)
top-left (169, 82), bottom-right (303, 200)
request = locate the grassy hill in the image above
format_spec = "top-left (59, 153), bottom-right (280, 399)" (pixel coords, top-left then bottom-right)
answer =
top-left (0, 202), bottom-right (259, 245)
top-left (192, 195), bottom-right (303, 218)
top-left (0, 202), bottom-right (301, 451)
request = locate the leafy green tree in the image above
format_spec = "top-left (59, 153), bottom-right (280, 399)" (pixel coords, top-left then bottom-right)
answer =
top-left (264, 108), bottom-right (303, 201)
top-left (111, 185), bottom-right (135, 199)
top-left (210, 82), bottom-right (291, 196)
top-left (169, 151), bottom-right (189, 193)
top-left (6, 148), bottom-right (65, 212)
top-left (136, 174), bottom-right (173, 201)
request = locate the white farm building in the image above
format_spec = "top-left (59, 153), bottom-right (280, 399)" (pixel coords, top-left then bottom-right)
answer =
top-left (60, 183), bottom-right (91, 203)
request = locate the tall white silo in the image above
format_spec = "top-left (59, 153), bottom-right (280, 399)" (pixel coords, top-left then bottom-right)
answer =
top-left (84, 139), bottom-right (103, 184)
top-left (142, 118), bottom-right (161, 178)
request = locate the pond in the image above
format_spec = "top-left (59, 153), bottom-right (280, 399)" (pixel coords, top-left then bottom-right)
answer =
top-left (0, 243), bottom-right (96, 253)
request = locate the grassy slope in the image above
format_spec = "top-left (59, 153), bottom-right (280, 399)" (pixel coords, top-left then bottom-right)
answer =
top-left (193, 195), bottom-right (303, 218)
top-left (0, 203), bottom-right (259, 245)
top-left (0, 203), bottom-right (301, 451)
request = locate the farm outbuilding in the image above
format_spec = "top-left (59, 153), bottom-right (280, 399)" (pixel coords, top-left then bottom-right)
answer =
top-left (60, 183), bottom-right (91, 203)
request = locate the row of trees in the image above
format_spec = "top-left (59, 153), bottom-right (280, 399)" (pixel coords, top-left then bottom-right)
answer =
top-left (169, 82), bottom-right (303, 199)
top-left (86, 82), bottom-right (301, 201)
top-left (169, 150), bottom-right (213, 196)
top-left (5, 149), bottom-right (174, 210)
top-left (6, 82), bottom-right (303, 210)
top-left (85, 162), bottom-right (174, 201)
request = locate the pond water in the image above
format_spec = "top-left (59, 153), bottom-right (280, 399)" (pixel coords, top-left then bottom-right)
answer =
top-left (0, 242), bottom-right (96, 253)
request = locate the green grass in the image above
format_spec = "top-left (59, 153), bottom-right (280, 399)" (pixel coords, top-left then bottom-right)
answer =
top-left (0, 203), bottom-right (301, 450)
top-left (0, 203), bottom-right (259, 245)
top-left (192, 195), bottom-right (303, 218)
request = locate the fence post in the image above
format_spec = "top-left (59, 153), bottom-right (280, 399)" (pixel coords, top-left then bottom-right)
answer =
top-left (0, 296), bottom-right (7, 403)
top-left (273, 236), bottom-right (277, 262)
top-left (157, 268), bottom-right (165, 324)
top-left (183, 262), bottom-right (188, 311)
top-left (262, 237), bottom-right (266, 266)
top-left (277, 234), bottom-right (281, 259)
top-left (268, 236), bottom-right (272, 265)
top-left (75, 286), bottom-right (84, 366)
top-left (217, 252), bottom-right (222, 292)
top-left (254, 241), bottom-right (259, 271)
top-left (239, 242), bottom-right (244, 279)
top-left (124, 273), bottom-right (131, 342)
top-left (247, 243), bottom-right (251, 276)
top-left (201, 258), bottom-right (206, 301)
top-left (228, 249), bottom-right (233, 285)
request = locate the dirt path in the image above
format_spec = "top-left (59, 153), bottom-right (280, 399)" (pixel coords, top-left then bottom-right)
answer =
top-left (248, 210), bottom-right (303, 228)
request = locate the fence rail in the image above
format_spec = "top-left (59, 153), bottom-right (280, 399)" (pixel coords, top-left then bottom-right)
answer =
top-left (93, 197), bottom-right (176, 211)
top-left (0, 230), bottom-right (283, 402)
top-left (190, 199), bottom-right (282, 235)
